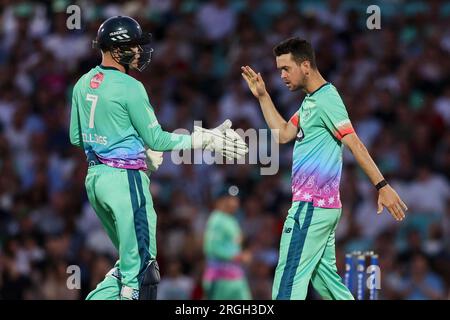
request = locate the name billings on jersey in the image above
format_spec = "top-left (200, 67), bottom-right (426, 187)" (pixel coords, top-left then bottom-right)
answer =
top-left (82, 133), bottom-right (108, 145)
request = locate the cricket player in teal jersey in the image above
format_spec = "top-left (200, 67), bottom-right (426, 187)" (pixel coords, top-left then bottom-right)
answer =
top-left (241, 37), bottom-right (408, 300)
top-left (69, 16), bottom-right (247, 300)
top-left (202, 187), bottom-right (252, 300)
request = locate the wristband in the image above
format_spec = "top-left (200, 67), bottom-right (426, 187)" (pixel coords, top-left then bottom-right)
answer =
top-left (375, 179), bottom-right (388, 191)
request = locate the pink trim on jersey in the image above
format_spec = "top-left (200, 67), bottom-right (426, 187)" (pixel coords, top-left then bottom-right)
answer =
top-left (292, 174), bottom-right (342, 208)
top-left (292, 191), bottom-right (342, 208)
top-left (203, 262), bottom-right (244, 281)
top-left (98, 156), bottom-right (147, 171)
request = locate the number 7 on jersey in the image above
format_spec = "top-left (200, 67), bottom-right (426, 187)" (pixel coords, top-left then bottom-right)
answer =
top-left (86, 94), bottom-right (99, 128)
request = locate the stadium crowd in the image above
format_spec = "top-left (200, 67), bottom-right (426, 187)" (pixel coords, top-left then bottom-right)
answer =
top-left (0, 0), bottom-right (449, 300)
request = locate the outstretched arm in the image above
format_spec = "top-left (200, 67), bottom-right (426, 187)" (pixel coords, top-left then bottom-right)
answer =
top-left (127, 83), bottom-right (192, 151)
top-left (128, 83), bottom-right (247, 159)
top-left (342, 132), bottom-right (408, 221)
top-left (241, 66), bottom-right (298, 144)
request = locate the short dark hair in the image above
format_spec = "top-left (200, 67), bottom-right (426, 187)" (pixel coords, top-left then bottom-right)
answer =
top-left (273, 37), bottom-right (317, 69)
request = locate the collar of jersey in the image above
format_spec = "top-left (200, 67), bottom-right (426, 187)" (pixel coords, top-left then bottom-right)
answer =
top-left (307, 82), bottom-right (331, 97)
top-left (99, 65), bottom-right (121, 72)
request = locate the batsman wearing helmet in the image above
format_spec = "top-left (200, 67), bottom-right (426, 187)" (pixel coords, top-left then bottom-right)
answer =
top-left (69, 16), bottom-right (247, 300)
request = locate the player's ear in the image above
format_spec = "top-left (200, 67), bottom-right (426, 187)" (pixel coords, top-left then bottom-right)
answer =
top-left (299, 60), bottom-right (309, 75)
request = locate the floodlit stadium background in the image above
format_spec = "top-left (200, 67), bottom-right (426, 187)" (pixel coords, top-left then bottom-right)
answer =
top-left (0, 0), bottom-right (449, 300)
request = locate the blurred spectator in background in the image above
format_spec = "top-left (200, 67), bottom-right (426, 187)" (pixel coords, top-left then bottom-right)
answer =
top-left (158, 259), bottom-right (195, 299)
top-left (401, 253), bottom-right (446, 300)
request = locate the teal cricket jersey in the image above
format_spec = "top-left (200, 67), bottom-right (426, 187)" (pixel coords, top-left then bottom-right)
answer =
top-left (203, 210), bottom-right (245, 281)
top-left (288, 83), bottom-right (354, 209)
top-left (69, 65), bottom-right (192, 169)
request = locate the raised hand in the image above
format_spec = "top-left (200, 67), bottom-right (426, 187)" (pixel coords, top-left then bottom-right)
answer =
top-left (241, 65), bottom-right (267, 98)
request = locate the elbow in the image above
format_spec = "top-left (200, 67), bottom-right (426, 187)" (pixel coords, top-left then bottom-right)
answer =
top-left (69, 128), bottom-right (82, 147)
top-left (69, 136), bottom-right (79, 147)
top-left (278, 136), bottom-right (290, 144)
top-left (277, 126), bottom-right (294, 144)
top-left (71, 141), bottom-right (82, 148)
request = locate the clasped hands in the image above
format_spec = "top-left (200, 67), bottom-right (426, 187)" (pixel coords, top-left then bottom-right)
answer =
top-left (146, 120), bottom-right (248, 172)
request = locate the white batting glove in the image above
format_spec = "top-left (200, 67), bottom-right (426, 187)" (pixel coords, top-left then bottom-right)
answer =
top-left (191, 120), bottom-right (248, 160)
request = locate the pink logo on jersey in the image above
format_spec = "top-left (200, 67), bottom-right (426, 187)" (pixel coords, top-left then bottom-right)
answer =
top-left (90, 73), bottom-right (104, 89)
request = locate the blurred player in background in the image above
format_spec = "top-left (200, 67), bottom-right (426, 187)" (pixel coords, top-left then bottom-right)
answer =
top-left (202, 186), bottom-right (252, 300)
top-left (241, 37), bottom-right (408, 300)
top-left (69, 16), bottom-right (247, 300)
